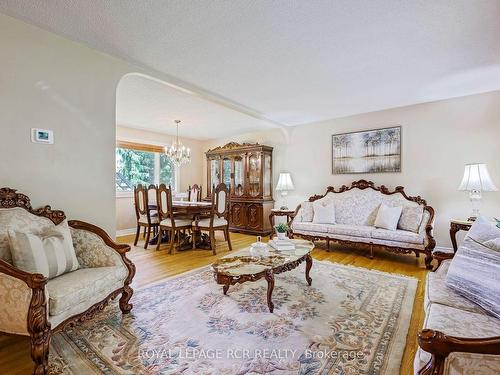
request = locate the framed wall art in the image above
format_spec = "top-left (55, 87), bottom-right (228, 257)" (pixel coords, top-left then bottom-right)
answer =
top-left (332, 126), bottom-right (401, 174)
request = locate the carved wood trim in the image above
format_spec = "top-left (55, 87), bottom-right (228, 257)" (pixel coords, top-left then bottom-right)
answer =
top-left (417, 329), bottom-right (500, 375)
top-left (0, 188), bottom-right (66, 225)
top-left (207, 142), bottom-right (260, 153)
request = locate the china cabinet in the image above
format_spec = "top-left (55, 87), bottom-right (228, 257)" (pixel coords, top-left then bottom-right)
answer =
top-left (206, 142), bottom-right (274, 235)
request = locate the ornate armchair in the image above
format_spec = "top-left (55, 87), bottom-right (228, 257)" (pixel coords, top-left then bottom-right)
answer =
top-left (0, 188), bottom-right (136, 375)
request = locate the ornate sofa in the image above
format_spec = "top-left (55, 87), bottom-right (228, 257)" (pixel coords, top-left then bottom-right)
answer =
top-left (0, 188), bottom-right (136, 374)
top-left (415, 252), bottom-right (500, 374)
top-left (290, 180), bottom-right (436, 268)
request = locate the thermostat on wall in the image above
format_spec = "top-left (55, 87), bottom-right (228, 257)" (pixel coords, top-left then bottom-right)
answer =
top-left (31, 128), bottom-right (54, 144)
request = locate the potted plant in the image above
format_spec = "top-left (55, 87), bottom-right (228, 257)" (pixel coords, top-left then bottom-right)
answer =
top-left (275, 222), bottom-right (289, 240)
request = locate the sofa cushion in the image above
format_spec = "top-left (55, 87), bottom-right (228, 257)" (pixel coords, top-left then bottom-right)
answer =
top-left (372, 228), bottom-right (424, 244)
top-left (312, 200), bottom-right (335, 224)
top-left (424, 265), bottom-right (485, 314)
top-left (0, 207), bottom-right (57, 264)
top-left (374, 204), bottom-right (402, 231)
top-left (417, 303), bottom-right (500, 369)
top-left (46, 266), bottom-right (127, 316)
top-left (292, 222), bottom-right (333, 233)
top-left (327, 224), bottom-right (373, 238)
top-left (8, 220), bottom-right (79, 279)
top-left (446, 216), bottom-right (500, 318)
top-left (297, 201), bottom-right (314, 222)
top-left (398, 205), bottom-right (424, 233)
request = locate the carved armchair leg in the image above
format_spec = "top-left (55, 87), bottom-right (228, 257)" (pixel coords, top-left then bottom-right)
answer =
top-left (30, 328), bottom-right (51, 375)
top-left (424, 250), bottom-right (433, 270)
top-left (119, 285), bottom-right (134, 314)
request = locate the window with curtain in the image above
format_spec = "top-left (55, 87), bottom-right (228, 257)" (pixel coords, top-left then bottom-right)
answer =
top-left (116, 141), bottom-right (175, 193)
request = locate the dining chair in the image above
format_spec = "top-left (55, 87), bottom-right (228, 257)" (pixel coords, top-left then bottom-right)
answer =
top-left (193, 183), bottom-right (232, 255)
top-left (188, 184), bottom-right (202, 202)
top-left (133, 184), bottom-right (159, 249)
top-left (157, 184), bottom-right (192, 254)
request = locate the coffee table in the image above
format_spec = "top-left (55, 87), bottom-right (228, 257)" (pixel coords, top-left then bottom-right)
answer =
top-left (211, 239), bottom-right (314, 312)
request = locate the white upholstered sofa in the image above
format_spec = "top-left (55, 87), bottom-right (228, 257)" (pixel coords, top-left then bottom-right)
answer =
top-left (0, 188), bottom-right (136, 375)
top-left (291, 180), bottom-right (436, 268)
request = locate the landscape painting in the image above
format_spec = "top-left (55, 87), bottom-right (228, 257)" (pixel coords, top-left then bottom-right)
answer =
top-left (332, 126), bottom-right (401, 174)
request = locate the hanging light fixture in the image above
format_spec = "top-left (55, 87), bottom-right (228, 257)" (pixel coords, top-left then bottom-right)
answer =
top-left (165, 120), bottom-right (191, 167)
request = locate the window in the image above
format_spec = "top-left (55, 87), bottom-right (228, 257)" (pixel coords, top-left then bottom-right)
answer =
top-left (116, 141), bottom-right (175, 193)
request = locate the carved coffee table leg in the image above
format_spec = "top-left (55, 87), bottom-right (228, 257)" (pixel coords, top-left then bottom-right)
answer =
top-left (265, 270), bottom-right (275, 313)
top-left (223, 284), bottom-right (230, 295)
top-left (305, 254), bottom-right (313, 286)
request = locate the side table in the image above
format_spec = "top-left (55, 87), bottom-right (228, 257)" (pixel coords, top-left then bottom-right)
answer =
top-left (450, 219), bottom-right (473, 252)
top-left (269, 209), bottom-right (295, 239)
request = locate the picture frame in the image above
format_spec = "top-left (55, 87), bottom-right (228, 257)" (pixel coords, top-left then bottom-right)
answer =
top-left (332, 126), bottom-right (401, 174)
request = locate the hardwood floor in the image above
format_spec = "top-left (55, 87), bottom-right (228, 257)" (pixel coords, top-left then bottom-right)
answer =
top-left (0, 232), bottom-right (427, 374)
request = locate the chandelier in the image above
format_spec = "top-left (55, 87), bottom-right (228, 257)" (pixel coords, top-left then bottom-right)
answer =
top-left (165, 120), bottom-right (191, 167)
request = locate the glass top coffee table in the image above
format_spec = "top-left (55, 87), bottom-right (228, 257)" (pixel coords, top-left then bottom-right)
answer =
top-left (211, 239), bottom-right (314, 312)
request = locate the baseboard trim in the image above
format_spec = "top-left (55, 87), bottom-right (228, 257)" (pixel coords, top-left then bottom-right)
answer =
top-left (116, 228), bottom-right (137, 238)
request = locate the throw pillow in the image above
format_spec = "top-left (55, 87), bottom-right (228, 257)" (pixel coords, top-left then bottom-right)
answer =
top-left (397, 205), bottom-right (424, 233)
top-left (374, 204), bottom-right (403, 231)
top-left (8, 220), bottom-right (79, 279)
top-left (312, 201), bottom-right (336, 224)
top-left (446, 216), bottom-right (500, 318)
top-left (299, 201), bottom-right (314, 222)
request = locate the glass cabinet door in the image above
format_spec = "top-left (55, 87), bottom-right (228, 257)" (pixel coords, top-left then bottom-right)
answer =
top-left (210, 158), bottom-right (220, 188)
top-left (222, 157), bottom-right (231, 188)
top-left (233, 156), bottom-right (244, 196)
top-left (263, 153), bottom-right (272, 197)
top-left (248, 153), bottom-right (261, 197)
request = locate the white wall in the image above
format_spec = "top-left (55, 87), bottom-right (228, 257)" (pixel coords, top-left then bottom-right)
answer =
top-left (203, 91), bottom-right (500, 248)
top-left (0, 14), bottom-right (197, 235)
top-left (115, 126), bottom-right (204, 232)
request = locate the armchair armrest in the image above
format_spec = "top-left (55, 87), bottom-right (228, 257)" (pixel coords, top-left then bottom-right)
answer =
top-left (0, 259), bottom-right (48, 336)
top-left (418, 329), bottom-right (500, 375)
top-left (68, 220), bottom-right (132, 268)
top-left (432, 251), bottom-right (455, 272)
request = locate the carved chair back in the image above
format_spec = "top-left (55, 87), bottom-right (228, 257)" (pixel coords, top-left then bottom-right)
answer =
top-left (188, 184), bottom-right (202, 202)
top-left (156, 184), bottom-right (175, 227)
top-left (133, 184), bottom-right (148, 220)
top-left (210, 183), bottom-right (230, 226)
top-left (147, 184), bottom-right (158, 215)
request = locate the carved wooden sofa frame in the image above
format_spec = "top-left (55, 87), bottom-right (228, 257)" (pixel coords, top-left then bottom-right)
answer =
top-left (290, 180), bottom-right (436, 269)
top-left (0, 188), bottom-right (136, 375)
top-left (416, 252), bottom-right (500, 374)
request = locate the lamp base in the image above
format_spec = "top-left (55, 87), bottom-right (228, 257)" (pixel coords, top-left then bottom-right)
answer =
top-left (279, 205), bottom-right (289, 210)
top-left (467, 216), bottom-right (477, 222)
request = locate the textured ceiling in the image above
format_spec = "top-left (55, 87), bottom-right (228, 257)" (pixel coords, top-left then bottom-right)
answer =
top-left (1, 0), bottom-right (500, 137)
top-left (116, 74), bottom-right (274, 140)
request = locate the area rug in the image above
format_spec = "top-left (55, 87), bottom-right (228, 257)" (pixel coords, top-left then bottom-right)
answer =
top-left (49, 260), bottom-right (417, 375)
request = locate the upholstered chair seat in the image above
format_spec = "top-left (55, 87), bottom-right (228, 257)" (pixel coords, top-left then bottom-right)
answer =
top-left (195, 217), bottom-right (228, 228)
top-left (160, 218), bottom-right (192, 227)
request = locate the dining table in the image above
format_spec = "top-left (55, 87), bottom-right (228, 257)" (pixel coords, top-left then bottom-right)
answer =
top-left (148, 200), bottom-right (214, 250)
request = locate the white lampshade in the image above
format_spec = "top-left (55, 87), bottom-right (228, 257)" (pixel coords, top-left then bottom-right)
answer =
top-left (276, 172), bottom-right (295, 191)
top-left (458, 163), bottom-right (498, 192)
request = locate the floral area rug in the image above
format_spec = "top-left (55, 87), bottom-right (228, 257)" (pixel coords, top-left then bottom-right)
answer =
top-left (49, 260), bottom-right (417, 375)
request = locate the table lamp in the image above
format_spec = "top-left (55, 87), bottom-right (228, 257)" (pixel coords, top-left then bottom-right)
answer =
top-left (276, 172), bottom-right (295, 210)
top-left (458, 163), bottom-right (497, 221)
